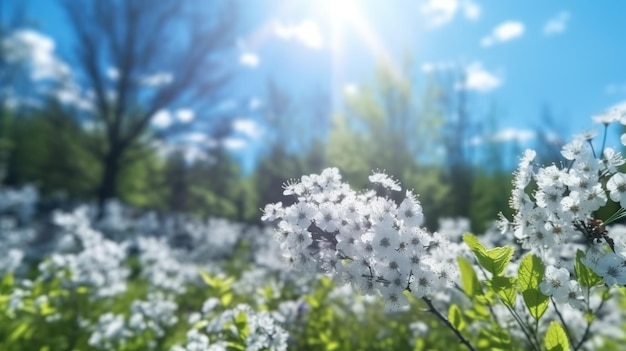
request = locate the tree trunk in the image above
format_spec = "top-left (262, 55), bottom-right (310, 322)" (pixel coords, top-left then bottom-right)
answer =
top-left (96, 147), bottom-right (121, 219)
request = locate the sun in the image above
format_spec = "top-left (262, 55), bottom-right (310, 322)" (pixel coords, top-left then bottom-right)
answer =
top-left (328, 0), bottom-right (359, 28)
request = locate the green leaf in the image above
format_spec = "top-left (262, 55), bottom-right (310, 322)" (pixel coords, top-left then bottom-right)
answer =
top-left (305, 295), bottom-right (320, 309)
top-left (518, 254), bottom-right (548, 320)
top-left (199, 270), bottom-right (216, 287)
top-left (226, 341), bottom-right (245, 351)
top-left (491, 276), bottom-right (517, 308)
top-left (448, 304), bottom-right (466, 331)
top-left (221, 292), bottom-right (233, 307)
top-left (1, 273), bottom-right (14, 291)
top-left (463, 233), bottom-right (487, 255)
top-left (9, 323), bottom-right (29, 342)
top-left (484, 246), bottom-right (514, 276)
top-left (235, 310), bottom-right (250, 339)
top-left (458, 256), bottom-right (483, 297)
top-left (463, 233), bottom-right (513, 276)
top-left (522, 289), bottom-right (549, 320)
top-left (518, 254), bottom-right (544, 290)
top-left (574, 250), bottom-right (603, 287)
top-left (544, 321), bottom-right (569, 351)
top-left (477, 327), bottom-right (512, 349)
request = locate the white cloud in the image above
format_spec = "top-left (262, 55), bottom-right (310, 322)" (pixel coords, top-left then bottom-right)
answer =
top-left (472, 128), bottom-right (536, 145)
top-left (233, 118), bottom-right (261, 139)
top-left (176, 109), bottom-right (194, 123)
top-left (420, 0), bottom-right (481, 28)
top-left (184, 132), bottom-right (211, 144)
top-left (273, 20), bottom-right (324, 49)
top-left (544, 12), bottom-right (570, 36)
top-left (481, 21), bottom-right (524, 47)
top-left (240, 52), bottom-right (259, 67)
top-left (184, 147), bottom-right (208, 163)
top-left (491, 128), bottom-right (535, 143)
top-left (459, 62), bottom-right (501, 92)
top-left (55, 84), bottom-right (94, 112)
top-left (140, 72), bottom-right (173, 87)
top-left (151, 108), bottom-right (194, 127)
top-left (2, 29), bottom-right (70, 81)
top-left (223, 138), bottom-right (247, 150)
top-left (420, 0), bottom-right (458, 27)
top-left (151, 109), bottom-right (173, 128)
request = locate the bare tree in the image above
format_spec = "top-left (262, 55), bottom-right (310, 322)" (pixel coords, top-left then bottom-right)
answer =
top-left (435, 67), bottom-right (479, 219)
top-left (60, 0), bottom-right (237, 214)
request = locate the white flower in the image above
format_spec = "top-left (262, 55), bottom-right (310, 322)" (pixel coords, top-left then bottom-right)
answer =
top-left (286, 227), bottom-right (313, 250)
top-left (372, 222), bottom-right (400, 257)
top-left (261, 202), bottom-right (283, 221)
top-left (574, 129), bottom-right (598, 141)
top-left (606, 173), bottom-right (626, 207)
top-left (397, 191), bottom-right (424, 227)
top-left (282, 179), bottom-right (304, 197)
top-left (283, 202), bottom-right (316, 229)
top-left (314, 202), bottom-right (340, 232)
top-left (540, 265), bottom-right (570, 302)
top-left (565, 280), bottom-right (585, 310)
top-left (561, 140), bottom-right (585, 160)
top-left (369, 171), bottom-right (401, 191)
top-left (603, 148), bottom-right (624, 173)
top-left (318, 167), bottom-right (342, 190)
top-left (379, 284), bottom-right (409, 312)
top-left (593, 105), bottom-right (626, 125)
top-left (594, 253), bottom-right (626, 286)
top-left (409, 267), bottom-right (436, 298)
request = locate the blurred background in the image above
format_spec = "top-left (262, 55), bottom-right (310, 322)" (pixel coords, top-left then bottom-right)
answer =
top-left (1, 0), bottom-right (625, 232)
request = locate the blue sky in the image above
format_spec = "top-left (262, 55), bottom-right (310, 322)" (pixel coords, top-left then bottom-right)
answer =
top-left (5, 0), bottom-right (626, 169)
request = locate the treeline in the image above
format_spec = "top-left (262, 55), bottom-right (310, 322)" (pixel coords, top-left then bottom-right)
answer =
top-left (1, 61), bottom-right (566, 233)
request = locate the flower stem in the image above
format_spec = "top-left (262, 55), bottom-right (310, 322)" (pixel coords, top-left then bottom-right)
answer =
top-left (422, 297), bottom-right (477, 351)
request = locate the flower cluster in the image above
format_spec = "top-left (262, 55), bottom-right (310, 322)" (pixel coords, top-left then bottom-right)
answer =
top-left (38, 207), bottom-right (129, 298)
top-left (174, 303), bottom-right (288, 351)
top-left (262, 168), bottom-right (457, 310)
top-left (505, 106), bottom-right (626, 291)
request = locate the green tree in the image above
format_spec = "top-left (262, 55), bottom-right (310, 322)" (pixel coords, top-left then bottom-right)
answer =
top-left (59, 0), bottom-right (238, 215)
top-left (253, 79), bottom-right (330, 221)
top-left (326, 60), bottom-right (450, 228)
top-left (3, 100), bottom-right (99, 198)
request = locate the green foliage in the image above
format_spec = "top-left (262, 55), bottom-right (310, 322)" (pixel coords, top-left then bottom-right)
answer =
top-left (448, 304), bottom-right (466, 332)
top-left (458, 256), bottom-right (483, 297)
top-left (490, 276), bottom-right (517, 309)
top-left (3, 108), bottom-right (100, 198)
top-left (463, 233), bottom-right (514, 277)
top-left (544, 322), bottom-right (569, 351)
top-left (200, 271), bottom-right (235, 307)
top-left (470, 170), bottom-right (514, 233)
top-left (518, 254), bottom-right (549, 320)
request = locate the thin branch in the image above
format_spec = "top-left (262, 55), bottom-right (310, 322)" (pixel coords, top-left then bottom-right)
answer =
top-left (422, 297), bottom-right (477, 351)
top-left (551, 298), bottom-right (575, 348)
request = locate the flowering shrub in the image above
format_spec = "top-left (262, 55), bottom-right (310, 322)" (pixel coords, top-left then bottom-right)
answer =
top-left (262, 168), bottom-right (458, 310)
top-left (262, 106), bottom-right (626, 350)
